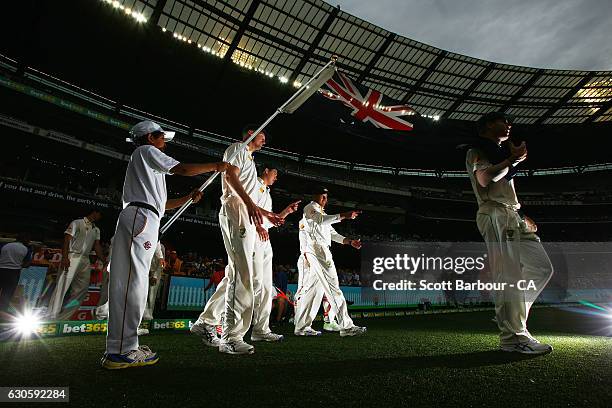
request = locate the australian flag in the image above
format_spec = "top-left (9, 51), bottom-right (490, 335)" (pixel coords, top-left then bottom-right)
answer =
top-left (319, 70), bottom-right (417, 131)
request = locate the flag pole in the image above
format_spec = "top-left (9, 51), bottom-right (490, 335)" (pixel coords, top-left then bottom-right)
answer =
top-left (159, 56), bottom-right (337, 236)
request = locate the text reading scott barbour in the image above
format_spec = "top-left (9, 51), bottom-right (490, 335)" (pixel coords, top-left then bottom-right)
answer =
top-left (369, 253), bottom-right (539, 292)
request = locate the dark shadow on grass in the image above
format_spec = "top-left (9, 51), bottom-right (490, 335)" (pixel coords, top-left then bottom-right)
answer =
top-left (86, 349), bottom-right (543, 391)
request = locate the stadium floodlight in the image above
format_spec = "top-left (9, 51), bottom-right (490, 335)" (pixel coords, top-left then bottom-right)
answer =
top-left (159, 56), bottom-right (338, 236)
top-left (13, 310), bottom-right (42, 337)
top-left (279, 76), bottom-right (289, 84)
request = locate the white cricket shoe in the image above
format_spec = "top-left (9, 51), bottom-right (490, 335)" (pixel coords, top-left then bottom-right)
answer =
top-left (251, 332), bottom-right (284, 342)
top-left (219, 340), bottom-right (255, 355)
top-left (500, 340), bottom-right (553, 354)
top-left (190, 322), bottom-right (220, 347)
top-left (137, 328), bottom-right (149, 336)
top-left (294, 327), bottom-right (322, 336)
top-left (323, 322), bottom-right (341, 332)
top-left (340, 325), bottom-right (367, 337)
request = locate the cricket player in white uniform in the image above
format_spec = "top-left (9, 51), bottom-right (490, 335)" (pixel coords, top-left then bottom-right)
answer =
top-left (47, 209), bottom-right (104, 320)
top-left (251, 168), bottom-right (300, 342)
top-left (467, 112), bottom-right (553, 354)
top-left (191, 127), bottom-right (283, 355)
top-left (294, 188), bottom-right (366, 337)
top-left (101, 120), bottom-right (231, 369)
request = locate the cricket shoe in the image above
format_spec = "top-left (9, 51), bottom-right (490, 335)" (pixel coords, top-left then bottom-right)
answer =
top-left (101, 345), bottom-right (159, 370)
top-left (340, 325), bottom-right (367, 337)
top-left (251, 332), bottom-right (284, 342)
top-left (294, 327), bottom-right (322, 336)
top-left (219, 340), bottom-right (255, 355)
top-left (190, 322), bottom-right (220, 347)
top-left (500, 340), bottom-right (553, 355)
top-left (137, 328), bottom-right (149, 336)
top-left (323, 322), bottom-right (341, 332)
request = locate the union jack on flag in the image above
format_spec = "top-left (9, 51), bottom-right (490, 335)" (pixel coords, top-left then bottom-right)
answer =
top-left (319, 71), bottom-right (417, 131)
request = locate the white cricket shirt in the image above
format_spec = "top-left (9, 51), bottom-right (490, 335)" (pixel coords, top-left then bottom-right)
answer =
top-left (298, 201), bottom-right (345, 251)
top-left (65, 217), bottom-right (101, 256)
top-left (122, 145), bottom-right (180, 218)
top-left (466, 148), bottom-right (520, 210)
top-left (221, 142), bottom-right (259, 203)
top-left (255, 178), bottom-right (274, 230)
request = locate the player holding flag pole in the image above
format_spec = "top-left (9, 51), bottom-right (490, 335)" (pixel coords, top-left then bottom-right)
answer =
top-left (101, 120), bottom-right (231, 369)
top-left (158, 56), bottom-right (338, 236)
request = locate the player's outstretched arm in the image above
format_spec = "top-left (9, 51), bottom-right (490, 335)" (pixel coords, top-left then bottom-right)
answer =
top-left (279, 200), bottom-right (301, 219)
top-left (166, 189), bottom-right (203, 210)
top-left (171, 162), bottom-right (230, 176)
top-left (260, 208), bottom-right (284, 227)
top-left (343, 238), bottom-right (362, 249)
top-left (339, 210), bottom-right (361, 221)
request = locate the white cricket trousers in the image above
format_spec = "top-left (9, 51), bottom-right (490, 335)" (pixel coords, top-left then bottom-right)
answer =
top-left (47, 254), bottom-right (91, 320)
top-left (476, 203), bottom-right (553, 345)
top-left (252, 238), bottom-right (274, 335)
top-left (106, 206), bottom-right (159, 354)
top-left (294, 246), bottom-right (354, 333)
top-left (198, 198), bottom-right (256, 342)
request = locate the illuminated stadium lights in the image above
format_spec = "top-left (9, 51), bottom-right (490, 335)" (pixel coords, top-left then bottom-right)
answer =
top-left (101, 0), bottom-right (146, 23)
top-left (421, 114), bottom-right (440, 121)
top-left (293, 81), bottom-right (302, 88)
top-left (279, 76), bottom-right (289, 84)
top-left (13, 309), bottom-right (42, 337)
top-left (577, 79), bottom-right (612, 112)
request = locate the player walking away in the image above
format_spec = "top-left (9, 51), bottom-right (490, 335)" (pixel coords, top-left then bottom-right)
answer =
top-left (190, 126), bottom-right (283, 355)
top-left (466, 112), bottom-right (553, 354)
top-left (251, 167), bottom-right (300, 342)
top-left (294, 187), bottom-right (366, 337)
top-left (101, 120), bottom-right (232, 369)
top-left (0, 233), bottom-right (32, 317)
top-left (46, 209), bottom-right (105, 320)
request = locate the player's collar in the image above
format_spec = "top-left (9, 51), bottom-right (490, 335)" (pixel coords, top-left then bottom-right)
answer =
top-left (258, 177), bottom-right (270, 191)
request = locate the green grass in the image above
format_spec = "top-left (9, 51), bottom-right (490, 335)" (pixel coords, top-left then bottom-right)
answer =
top-left (0, 308), bottom-right (610, 407)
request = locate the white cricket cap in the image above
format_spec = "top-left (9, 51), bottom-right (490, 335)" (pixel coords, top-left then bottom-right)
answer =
top-left (128, 120), bottom-right (175, 142)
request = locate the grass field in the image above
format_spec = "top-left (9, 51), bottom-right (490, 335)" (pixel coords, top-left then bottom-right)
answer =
top-left (0, 307), bottom-right (610, 407)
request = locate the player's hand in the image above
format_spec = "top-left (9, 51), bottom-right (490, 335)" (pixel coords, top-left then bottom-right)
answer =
top-left (284, 200), bottom-right (301, 215)
top-left (523, 215), bottom-right (538, 233)
top-left (265, 212), bottom-right (285, 227)
top-left (246, 201), bottom-right (264, 225)
top-left (60, 257), bottom-right (70, 271)
top-left (350, 239), bottom-right (362, 249)
top-left (341, 210), bottom-right (362, 220)
top-left (256, 225), bottom-right (269, 241)
top-left (509, 141), bottom-right (527, 165)
top-left (215, 162), bottom-right (231, 173)
top-left (190, 189), bottom-right (203, 203)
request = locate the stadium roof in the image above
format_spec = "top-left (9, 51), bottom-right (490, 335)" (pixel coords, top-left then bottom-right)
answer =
top-left (104, 0), bottom-right (612, 125)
